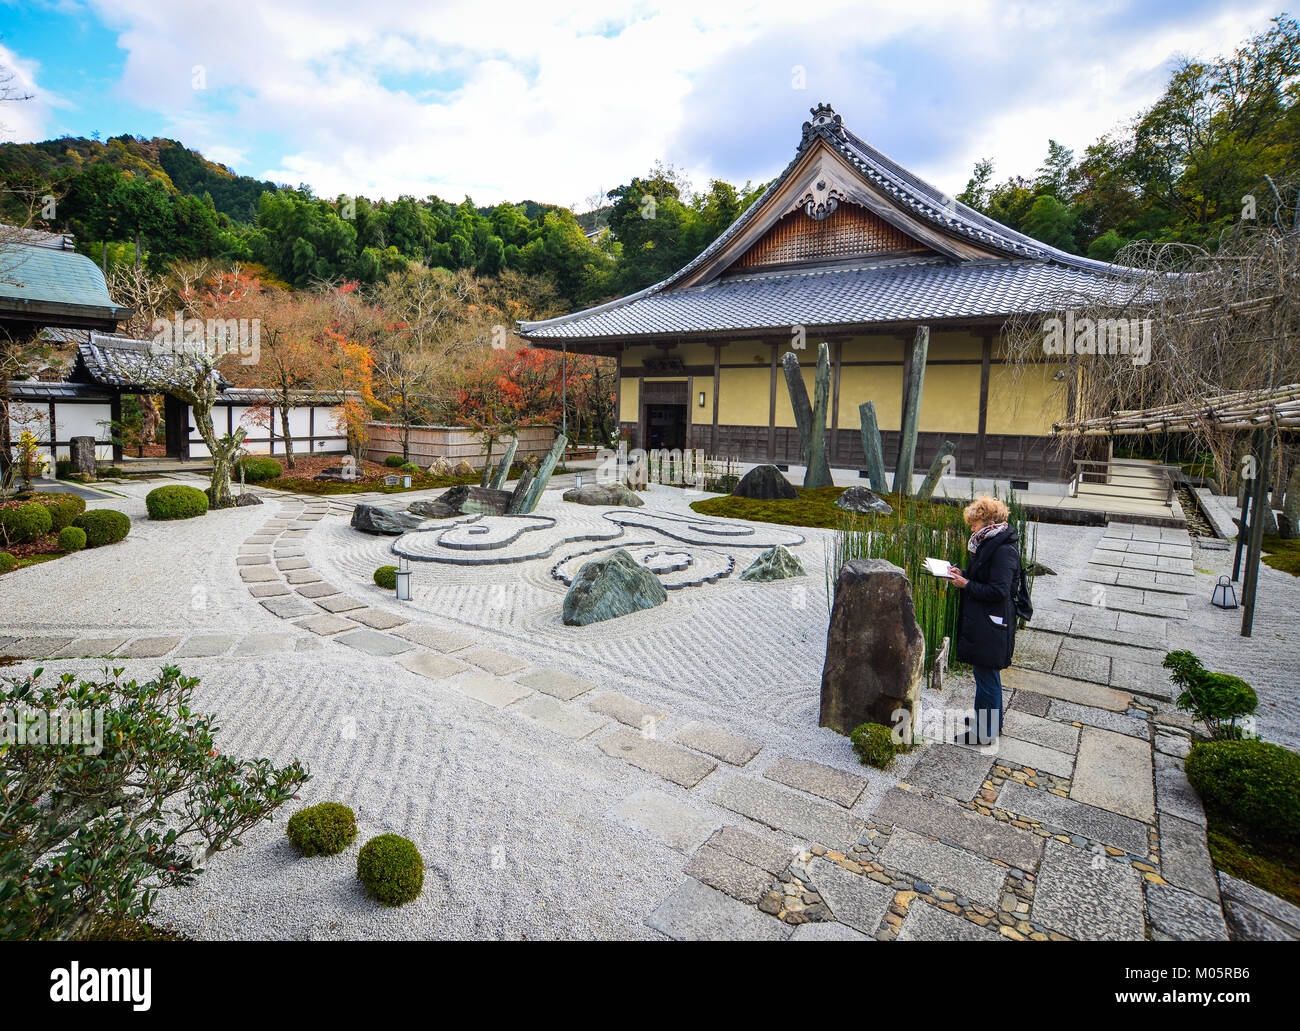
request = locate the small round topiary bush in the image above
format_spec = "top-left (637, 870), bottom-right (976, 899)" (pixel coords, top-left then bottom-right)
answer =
top-left (400, 462), bottom-right (419, 474)
top-left (27, 492), bottom-right (85, 531)
top-left (357, 834), bottom-right (424, 906)
top-left (850, 722), bottom-right (899, 769)
top-left (384, 455), bottom-right (405, 468)
top-left (57, 525), bottom-right (87, 552)
top-left (146, 484), bottom-right (210, 520)
top-left (73, 509), bottom-right (131, 547)
top-left (0, 501), bottom-right (53, 546)
top-left (287, 802), bottom-right (358, 856)
top-left (373, 565), bottom-right (398, 589)
top-left (1186, 739), bottom-right (1300, 846)
top-left (0, 552), bottom-right (17, 573)
top-left (238, 456), bottom-right (283, 483)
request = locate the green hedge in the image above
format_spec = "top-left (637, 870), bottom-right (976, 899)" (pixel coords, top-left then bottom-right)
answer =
top-left (238, 456), bottom-right (284, 483)
top-left (357, 834), bottom-right (424, 906)
top-left (287, 802), bottom-right (358, 856)
top-left (73, 509), bottom-right (131, 547)
top-left (0, 552), bottom-right (17, 573)
top-left (0, 502), bottom-right (53, 546)
top-left (1186, 739), bottom-right (1300, 846)
top-left (57, 526), bottom-right (87, 552)
top-left (384, 455), bottom-right (405, 468)
top-left (373, 565), bottom-right (398, 590)
top-left (25, 492), bottom-right (86, 531)
top-left (146, 485), bottom-right (210, 521)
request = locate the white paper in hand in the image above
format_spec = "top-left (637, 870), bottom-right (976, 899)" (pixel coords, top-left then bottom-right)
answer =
top-left (924, 557), bottom-right (953, 578)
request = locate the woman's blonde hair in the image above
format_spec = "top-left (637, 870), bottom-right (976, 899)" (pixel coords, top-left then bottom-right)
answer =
top-left (963, 494), bottom-right (1009, 527)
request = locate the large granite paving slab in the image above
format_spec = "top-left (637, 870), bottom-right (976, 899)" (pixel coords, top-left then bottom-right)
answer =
top-left (645, 879), bottom-right (792, 941)
top-left (334, 629), bottom-right (413, 656)
top-left (392, 624), bottom-right (476, 652)
top-left (1047, 699), bottom-right (1148, 739)
top-left (608, 790), bottom-right (718, 853)
top-left (1030, 839), bottom-right (1145, 941)
top-left (764, 757), bottom-right (867, 807)
top-left (1218, 873), bottom-right (1300, 937)
top-left (873, 789), bottom-right (1043, 871)
top-left (684, 844), bottom-right (778, 904)
top-left (397, 651), bottom-right (469, 680)
top-left (516, 668), bottom-right (596, 701)
top-left (1001, 710), bottom-right (1079, 754)
top-left (171, 634), bottom-right (236, 658)
top-left (115, 636), bottom-right (181, 658)
top-left (514, 694), bottom-right (606, 740)
top-left (896, 900), bottom-right (1007, 941)
top-left (999, 781), bottom-right (1149, 856)
top-left (993, 736), bottom-right (1075, 777)
top-left (52, 636), bottom-right (130, 657)
top-left (1145, 882), bottom-right (1229, 941)
top-left (1154, 764), bottom-right (1205, 826)
top-left (598, 728), bottom-right (717, 788)
top-left (1158, 813), bottom-right (1218, 900)
top-left (903, 744), bottom-right (993, 802)
top-left (585, 691), bottom-right (666, 730)
top-left (789, 922), bottom-right (874, 941)
top-left (1071, 726), bottom-right (1154, 823)
top-left (878, 828), bottom-right (1007, 907)
top-left (1001, 668), bottom-right (1132, 712)
top-left (672, 721), bottom-right (762, 766)
top-left (447, 671), bottom-right (531, 708)
top-left (804, 859), bottom-right (895, 935)
top-left (711, 777), bottom-right (864, 851)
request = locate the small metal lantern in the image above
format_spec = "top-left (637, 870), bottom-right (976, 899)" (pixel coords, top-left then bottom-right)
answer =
top-left (395, 558), bottom-right (412, 602)
top-left (1211, 575), bottom-right (1237, 609)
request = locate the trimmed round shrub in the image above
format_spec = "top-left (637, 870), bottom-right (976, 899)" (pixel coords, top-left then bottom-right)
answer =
top-left (26, 492), bottom-right (85, 531)
top-left (373, 565), bottom-right (398, 589)
top-left (238, 456), bottom-right (283, 483)
top-left (850, 722), bottom-right (899, 769)
top-left (287, 802), bottom-right (358, 856)
top-left (357, 834), bottom-right (424, 906)
top-left (400, 462), bottom-right (420, 474)
top-left (0, 501), bottom-right (53, 546)
top-left (1186, 739), bottom-right (1300, 846)
top-left (58, 525), bottom-right (87, 552)
top-left (146, 484), bottom-right (210, 521)
top-left (384, 455), bottom-right (405, 468)
top-left (73, 509), bottom-right (131, 548)
top-left (0, 552), bottom-right (17, 573)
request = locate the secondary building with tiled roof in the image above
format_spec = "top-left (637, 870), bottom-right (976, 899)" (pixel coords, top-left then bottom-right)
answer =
top-left (519, 104), bottom-right (1141, 480)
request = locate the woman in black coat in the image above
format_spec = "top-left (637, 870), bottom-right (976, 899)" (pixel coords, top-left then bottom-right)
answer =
top-left (947, 495), bottom-right (1020, 745)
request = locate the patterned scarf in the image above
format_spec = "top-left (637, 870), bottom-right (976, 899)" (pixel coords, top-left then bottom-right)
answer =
top-left (968, 521), bottom-right (1009, 555)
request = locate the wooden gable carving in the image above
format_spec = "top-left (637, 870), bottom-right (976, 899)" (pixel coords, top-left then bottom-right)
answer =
top-left (732, 202), bottom-right (932, 271)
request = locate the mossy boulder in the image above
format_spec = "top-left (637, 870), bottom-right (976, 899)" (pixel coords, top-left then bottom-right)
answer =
top-left (739, 544), bottom-right (806, 581)
top-left (851, 722), bottom-right (899, 769)
top-left (562, 548), bottom-right (667, 626)
top-left (0, 552), bottom-right (17, 573)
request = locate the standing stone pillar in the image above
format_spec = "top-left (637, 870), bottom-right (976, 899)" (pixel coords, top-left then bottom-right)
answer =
top-left (915, 440), bottom-right (957, 501)
top-left (489, 437), bottom-right (518, 490)
top-left (858, 402), bottom-right (888, 494)
top-left (781, 352), bottom-right (813, 464)
top-left (804, 342), bottom-right (833, 488)
top-left (892, 325), bottom-right (930, 497)
top-left (508, 433), bottom-right (566, 514)
top-left (70, 435), bottom-right (97, 478)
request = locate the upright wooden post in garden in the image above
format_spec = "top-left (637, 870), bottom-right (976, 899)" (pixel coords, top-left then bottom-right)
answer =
top-left (1241, 430), bottom-right (1272, 638)
top-left (893, 325), bottom-right (930, 497)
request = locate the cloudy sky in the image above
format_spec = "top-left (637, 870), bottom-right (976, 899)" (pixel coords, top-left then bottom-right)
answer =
top-left (0, 0), bottom-right (1281, 209)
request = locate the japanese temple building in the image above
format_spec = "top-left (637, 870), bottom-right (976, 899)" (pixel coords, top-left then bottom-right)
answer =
top-left (519, 104), bottom-right (1133, 481)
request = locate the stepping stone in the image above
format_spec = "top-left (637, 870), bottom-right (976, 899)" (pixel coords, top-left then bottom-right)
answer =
top-left (1155, 732), bottom-right (1191, 759)
top-left (248, 583), bottom-right (291, 598)
top-left (284, 569), bottom-right (323, 585)
top-left (705, 826), bottom-right (794, 875)
top-left (460, 646), bottom-right (527, 675)
top-left (585, 691), bottom-right (666, 730)
top-left (904, 744), bottom-right (993, 802)
top-left (710, 777), bottom-right (864, 852)
top-left (1002, 710), bottom-right (1079, 754)
top-left (293, 613), bottom-right (353, 635)
top-left (999, 781), bottom-right (1149, 856)
top-left (1046, 699), bottom-right (1148, 738)
top-left (517, 668), bottom-right (596, 701)
top-left (1030, 839), bottom-right (1145, 941)
top-left (1008, 690), bottom-right (1050, 717)
top-left (236, 555), bottom-right (270, 566)
top-left (1071, 727), bottom-right (1154, 823)
top-left (314, 594), bottom-right (365, 613)
top-left (1155, 766), bottom-right (1205, 826)
top-left (684, 844), bottom-right (779, 904)
top-left (896, 900), bottom-right (1007, 941)
top-left (992, 736), bottom-right (1075, 777)
top-left (879, 828), bottom-right (1007, 907)
top-left (1223, 900), bottom-right (1298, 941)
top-left (334, 630), bottom-right (413, 656)
top-left (672, 722), bottom-right (762, 766)
top-left (116, 636), bottom-right (181, 659)
top-left (598, 728), bottom-right (717, 788)
top-left (874, 788), bottom-right (1043, 871)
top-left (239, 567), bottom-right (279, 583)
top-left (608, 790), bottom-right (717, 853)
top-left (297, 582), bottom-right (342, 599)
top-left (52, 636), bottom-right (130, 658)
top-left (1158, 813), bottom-right (1219, 900)
top-left (1112, 658), bottom-right (1174, 701)
top-left (1012, 630), bottom-right (1062, 672)
top-left (397, 651), bottom-right (469, 680)
top-left (238, 545), bottom-right (269, 555)
top-left (392, 625), bottom-right (476, 652)
top-left (789, 921), bottom-right (874, 941)
top-left (804, 858), bottom-right (894, 935)
top-left (1052, 647), bottom-right (1110, 685)
top-left (1001, 669), bottom-right (1131, 712)
top-left (448, 670), bottom-right (531, 708)
top-left (645, 879), bottom-right (792, 941)
top-left (171, 634), bottom-right (237, 658)
top-left (515, 694), bottom-right (606, 740)
top-left (764, 757), bottom-right (867, 808)
top-left (347, 607), bottom-right (410, 630)
top-left (233, 633), bottom-right (295, 656)
top-left (1145, 882), bottom-right (1229, 941)
top-left (5, 636), bottom-right (75, 658)
top-left (261, 596), bottom-right (314, 619)
top-left (1218, 873), bottom-right (1300, 937)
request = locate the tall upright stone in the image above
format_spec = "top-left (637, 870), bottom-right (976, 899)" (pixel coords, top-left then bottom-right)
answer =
top-left (820, 559), bottom-right (926, 736)
top-left (781, 352), bottom-right (813, 463)
top-left (858, 402), bottom-right (888, 494)
top-left (804, 342), bottom-right (833, 488)
top-left (1279, 467), bottom-right (1300, 539)
top-left (892, 325), bottom-right (930, 497)
top-left (489, 437), bottom-right (518, 490)
top-left (507, 432), bottom-right (566, 514)
top-left (915, 440), bottom-right (956, 501)
top-left (70, 435), bottom-right (96, 478)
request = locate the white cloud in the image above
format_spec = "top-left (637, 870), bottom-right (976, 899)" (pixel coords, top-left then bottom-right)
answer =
top-left (0, 43), bottom-right (63, 143)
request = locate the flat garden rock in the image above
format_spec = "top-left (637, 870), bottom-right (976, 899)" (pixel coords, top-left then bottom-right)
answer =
top-left (562, 483), bottom-right (644, 507)
top-left (834, 486), bottom-right (893, 515)
top-left (350, 503), bottom-right (424, 535)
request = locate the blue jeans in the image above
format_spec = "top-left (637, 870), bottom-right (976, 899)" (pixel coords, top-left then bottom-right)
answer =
top-left (972, 666), bottom-right (1004, 743)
